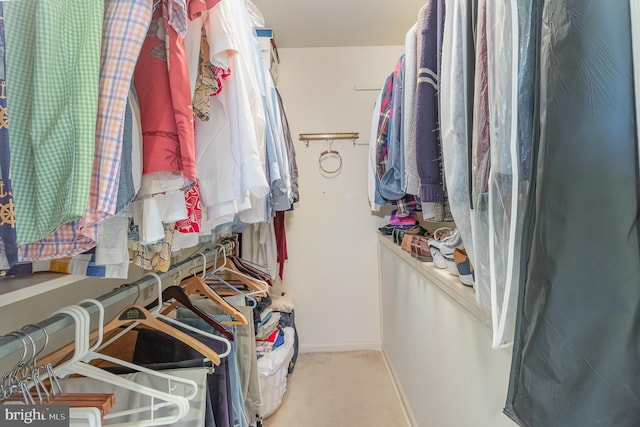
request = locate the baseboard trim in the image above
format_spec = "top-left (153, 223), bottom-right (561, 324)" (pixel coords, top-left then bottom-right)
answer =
top-left (299, 342), bottom-right (382, 353)
top-left (382, 346), bottom-right (418, 427)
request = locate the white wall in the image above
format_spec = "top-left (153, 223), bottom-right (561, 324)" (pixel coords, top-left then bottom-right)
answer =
top-left (380, 242), bottom-right (517, 427)
top-left (274, 46), bottom-right (403, 352)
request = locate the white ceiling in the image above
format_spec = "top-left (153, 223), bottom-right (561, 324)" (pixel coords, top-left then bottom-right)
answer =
top-left (251, 0), bottom-right (427, 48)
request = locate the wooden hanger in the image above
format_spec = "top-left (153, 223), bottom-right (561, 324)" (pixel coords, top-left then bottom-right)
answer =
top-left (40, 304), bottom-right (221, 367)
top-left (165, 276), bottom-right (248, 326)
top-left (145, 285), bottom-right (234, 341)
top-left (103, 305), bottom-right (220, 365)
top-left (216, 258), bottom-right (268, 297)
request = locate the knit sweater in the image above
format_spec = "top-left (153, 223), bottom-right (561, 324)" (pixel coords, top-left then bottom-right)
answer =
top-left (415, 0), bottom-right (446, 210)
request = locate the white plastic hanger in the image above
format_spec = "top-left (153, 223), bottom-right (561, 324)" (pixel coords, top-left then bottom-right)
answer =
top-left (96, 273), bottom-right (226, 361)
top-left (74, 300), bottom-right (200, 401)
top-left (50, 305), bottom-right (191, 427)
top-left (69, 407), bottom-right (102, 427)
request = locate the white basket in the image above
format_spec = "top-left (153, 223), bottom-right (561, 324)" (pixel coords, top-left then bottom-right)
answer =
top-left (257, 327), bottom-right (296, 419)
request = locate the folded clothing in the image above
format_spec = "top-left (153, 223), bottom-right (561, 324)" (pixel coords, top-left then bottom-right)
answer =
top-left (390, 210), bottom-right (418, 226)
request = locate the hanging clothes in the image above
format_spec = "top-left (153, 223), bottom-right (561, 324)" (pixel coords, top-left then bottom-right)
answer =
top-left (368, 91), bottom-right (384, 212)
top-left (134, 0), bottom-right (196, 185)
top-left (4, 0), bottom-right (103, 246)
top-left (15, 0), bottom-right (151, 261)
top-left (379, 56), bottom-right (407, 202)
top-left (483, 0), bottom-right (538, 349)
top-left (273, 210), bottom-right (287, 280)
top-left (403, 23), bottom-right (420, 196)
top-left (276, 89), bottom-right (299, 206)
top-left (0, 2), bottom-right (17, 273)
top-left (440, 0), bottom-right (475, 290)
top-left (190, 0), bottom-right (269, 228)
top-left (415, 0), bottom-right (447, 221)
top-left (374, 73), bottom-right (395, 207)
top-left (266, 73), bottom-right (292, 213)
top-left (226, 0), bottom-right (269, 224)
top-left (506, 1), bottom-right (640, 425)
top-left (469, 0), bottom-right (492, 310)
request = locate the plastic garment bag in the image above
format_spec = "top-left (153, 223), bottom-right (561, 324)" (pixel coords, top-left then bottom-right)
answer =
top-left (440, 0), bottom-right (476, 292)
top-left (506, 1), bottom-right (640, 425)
top-left (469, 0), bottom-right (492, 311)
top-left (482, 0), bottom-right (538, 349)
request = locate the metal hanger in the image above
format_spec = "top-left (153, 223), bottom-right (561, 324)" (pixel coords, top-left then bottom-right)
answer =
top-left (318, 140), bottom-right (342, 174)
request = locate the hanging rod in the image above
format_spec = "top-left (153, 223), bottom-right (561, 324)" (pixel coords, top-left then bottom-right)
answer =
top-left (299, 132), bottom-right (359, 147)
top-left (0, 238), bottom-right (237, 361)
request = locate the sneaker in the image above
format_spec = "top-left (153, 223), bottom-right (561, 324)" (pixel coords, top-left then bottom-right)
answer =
top-left (429, 228), bottom-right (462, 272)
top-left (454, 248), bottom-right (474, 286)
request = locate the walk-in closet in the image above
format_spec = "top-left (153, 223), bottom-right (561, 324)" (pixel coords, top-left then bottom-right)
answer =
top-left (0, 0), bottom-right (638, 426)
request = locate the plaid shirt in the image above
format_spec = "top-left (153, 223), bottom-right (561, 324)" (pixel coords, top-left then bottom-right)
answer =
top-left (375, 73), bottom-right (394, 181)
top-left (5, 0), bottom-right (103, 245)
top-left (19, 0), bottom-right (152, 260)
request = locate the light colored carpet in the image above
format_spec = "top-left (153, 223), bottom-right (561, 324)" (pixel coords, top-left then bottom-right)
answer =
top-left (264, 350), bottom-right (410, 427)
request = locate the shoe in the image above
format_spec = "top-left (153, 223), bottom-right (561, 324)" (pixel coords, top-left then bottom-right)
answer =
top-left (409, 235), bottom-right (433, 261)
top-left (378, 223), bottom-right (414, 236)
top-left (401, 234), bottom-right (413, 252)
top-left (428, 228), bottom-right (462, 272)
top-left (393, 224), bottom-right (428, 245)
top-left (454, 248), bottom-right (474, 286)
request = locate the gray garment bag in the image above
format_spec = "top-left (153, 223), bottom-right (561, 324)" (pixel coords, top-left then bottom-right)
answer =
top-left (506, 1), bottom-right (640, 426)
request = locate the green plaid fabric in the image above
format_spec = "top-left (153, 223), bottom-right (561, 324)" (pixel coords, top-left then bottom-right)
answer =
top-left (4, 0), bottom-right (103, 245)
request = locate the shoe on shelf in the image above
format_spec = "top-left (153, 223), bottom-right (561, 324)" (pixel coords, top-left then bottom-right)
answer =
top-left (409, 235), bottom-right (433, 262)
top-left (428, 228), bottom-right (463, 272)
top-left (393, 224), bottom-right (428, 245)
top-left (400, 234), bottom-right (432, 259)
top-left (454, 248), bottom-right (474, 286)
top-left (401, 234), bottom-right (413, 252)
top-left (378, 223), bottom-right (416, 236)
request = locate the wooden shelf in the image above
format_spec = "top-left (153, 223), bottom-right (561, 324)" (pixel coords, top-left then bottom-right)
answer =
top-left (0, 272), bottom-right (88, 309)
top-left (377, 234), bottom-right (492, 330)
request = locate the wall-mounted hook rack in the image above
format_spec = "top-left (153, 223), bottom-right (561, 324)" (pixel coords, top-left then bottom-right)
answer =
top-left (299, 132), bottom-right (360, 147)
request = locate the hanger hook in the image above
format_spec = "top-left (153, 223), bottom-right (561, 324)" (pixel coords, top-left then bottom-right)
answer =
top-left (144, 272), bottom-right (163, 316)
top-left (6, 332), bottom-right (28, 376)
top-left (213, 243), bottom-right (227, 272)
top-left (19, 324), bottom-right (48, 367)
top-left (78, 299), bottom-right (105, 352)
top-left (212, 249), bottom-right (219, 273)
top-left (7, 331), bottom-right (35, 404)
top-left (197, 252), bottom-right (207, 279)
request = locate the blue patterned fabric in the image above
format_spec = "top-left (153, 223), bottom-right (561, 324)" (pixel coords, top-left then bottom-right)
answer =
top-left (0, 2), bottom-right (18, 272)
